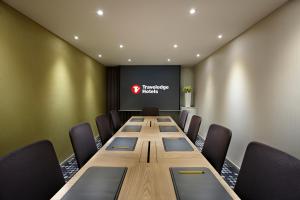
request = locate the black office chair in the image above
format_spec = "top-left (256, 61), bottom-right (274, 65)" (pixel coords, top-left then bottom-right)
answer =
top-left (234, 142), bottom-right (300, 200)
top-left (141, 107), bottom-right (159, 116)
top-left (95, 114), bottom-right (114, 145)
top-left (178, 110), bottom-right (189, 131)
top-left (69, 122), bottom-right (97, 168)
top-left (110, 110), bottom-right (122, 133)
top-left (201, 124), bottom-right (232, 173)
top-left (186, 115), bottom-right (202, 144)
top-left (0, 140), bottom-right (65, 200)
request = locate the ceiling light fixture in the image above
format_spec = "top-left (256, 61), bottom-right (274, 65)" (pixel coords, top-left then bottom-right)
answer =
top-left (119, 44), bottom-right (124, 48)
top-left (218, 34), bottom-right (223, 39)
top-left (167, 58), bottom-right (171, 62)
top-left (173, 44), bottom-right (178, 48)
top-left (128, 58), bottom-right (132, 62)
top-left (74, 35), bottom-right (79, 40)
top-left (98, 54), bottom-right (102, 58)
top-left (96, 10), bottom-right (104, 16)
top-left (189, 8), bottom-right (196, 15)
top-left (196, 54), bottom-right (200, 57)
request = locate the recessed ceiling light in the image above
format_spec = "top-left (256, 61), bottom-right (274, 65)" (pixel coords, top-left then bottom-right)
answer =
top-left (173, 44), bottom-right (178, 48)
top-left (189, 8), bottom-right (196, 15)
top-left (167, 58), bottom-right (171, 62)
top-left (119, 44), bottom-right (124, 48)
top-left (128, 58), bottom-right (132, 62)
top-left (98, 54), bottom-right (102, 58)
top-left (74, 35), bottom-right (79, 40)
top-left (218, 34), bottom-right (223, 39)
top-left (96, 10), bottom-right (104, 16)
top-left (196, 54), bottom-right (200, 57)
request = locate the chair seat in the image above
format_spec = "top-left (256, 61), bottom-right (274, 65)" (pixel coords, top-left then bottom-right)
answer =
top-left (141, 107), bottom-right (159, 116)
top-left (110, 110), bottom-right (122, 133)
top-left (96, 114), bottom-right (114, 145)
top-left (202, 124), bottom-right (232, 173)
top-left (69, 123), bottom-right (97, 168)
top-left (186, 115), bottom-right (202, 144)
top-left (0, 140), bottom-right (65, 200)
top-left (234, 142), bottom-right (300, 200)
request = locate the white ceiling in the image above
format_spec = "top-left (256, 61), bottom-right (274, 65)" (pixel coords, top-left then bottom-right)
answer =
top-left (4, 0), bottom-right (287, 67)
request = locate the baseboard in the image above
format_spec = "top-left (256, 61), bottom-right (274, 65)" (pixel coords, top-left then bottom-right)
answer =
top-left (60, 153), bottom-right (74, 165)
top-left (225, 158), bottom-right (240, 171)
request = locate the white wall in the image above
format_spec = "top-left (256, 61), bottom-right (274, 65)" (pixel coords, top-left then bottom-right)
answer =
top-left (194, 1), bottom-right (300, 167)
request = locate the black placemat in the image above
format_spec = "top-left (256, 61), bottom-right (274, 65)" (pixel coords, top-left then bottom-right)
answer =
top-left (162, 138), bottom-right (193, 151)
top-left (130, 118), bottom-right (144, 122)
top-left (159, 125), bottom-right (179, 132)
top-left (62, 167), bottom-right (127, 200)
top-left (106, 137), bottom-right (138, 151)
top-left (121, 125), bottom-right (142, 132)
top-left (170, 167), bottom-right (232, 200)
top-left (157, 118), bottom-right (172, 122)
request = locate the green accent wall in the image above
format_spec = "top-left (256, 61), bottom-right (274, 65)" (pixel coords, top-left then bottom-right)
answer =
top-left (0, 2), bottom-right (106, 161)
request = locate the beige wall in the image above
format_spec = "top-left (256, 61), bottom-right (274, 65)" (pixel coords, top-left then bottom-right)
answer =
top-left (194, 1), bottom-right (300, 167)
top-left (0, 2), bottom-right (106, 161)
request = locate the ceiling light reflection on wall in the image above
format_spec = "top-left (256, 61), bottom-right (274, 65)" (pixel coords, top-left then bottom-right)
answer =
top-left (97, 10), bottom-right (104, 16)
top-left (189, 8), bottom-right (196, 15)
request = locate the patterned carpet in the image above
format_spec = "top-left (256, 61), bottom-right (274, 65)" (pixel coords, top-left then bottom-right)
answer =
top-left (61, 135), bottom-right (239, 188)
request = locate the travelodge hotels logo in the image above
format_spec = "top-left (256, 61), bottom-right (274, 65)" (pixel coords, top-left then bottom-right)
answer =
top-left (131, 84), bottom-right (141, 94)
top-left (131, 84), bottom-right (169, 95)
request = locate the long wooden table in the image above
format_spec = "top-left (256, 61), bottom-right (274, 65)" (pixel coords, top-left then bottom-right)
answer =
top-left (51, 116), bottom-right (240, 200)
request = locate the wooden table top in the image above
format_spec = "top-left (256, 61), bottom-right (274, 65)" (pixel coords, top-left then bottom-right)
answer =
top-left (51, 116), bottom-right (240, 200)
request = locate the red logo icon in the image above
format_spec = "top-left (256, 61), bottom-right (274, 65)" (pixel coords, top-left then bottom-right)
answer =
top-left (131, 84), bottom-right (141, 94)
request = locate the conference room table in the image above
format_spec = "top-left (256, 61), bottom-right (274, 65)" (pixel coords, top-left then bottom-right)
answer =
top-left (51, 116), bottom-right (240, 200)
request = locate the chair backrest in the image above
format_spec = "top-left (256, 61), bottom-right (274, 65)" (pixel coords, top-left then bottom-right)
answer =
top-left (178, 110), bottom-right (189, 131)
top-left (234, 142), bottom-right (300, 200)
top-left (110, 110), bottom-right (122, 133)
top-left (201, 124), bottom-right (232, 173)
top-left (95, 114), bottom-right (113, 145)
top-left (0, 140), bottom-right (65, 200)
top-left (141, 107), bottom-right (159, 116)
top-left (69, 123), bottom-right (97, 168)
top-left (186, 115), bottom-right (202, 144)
